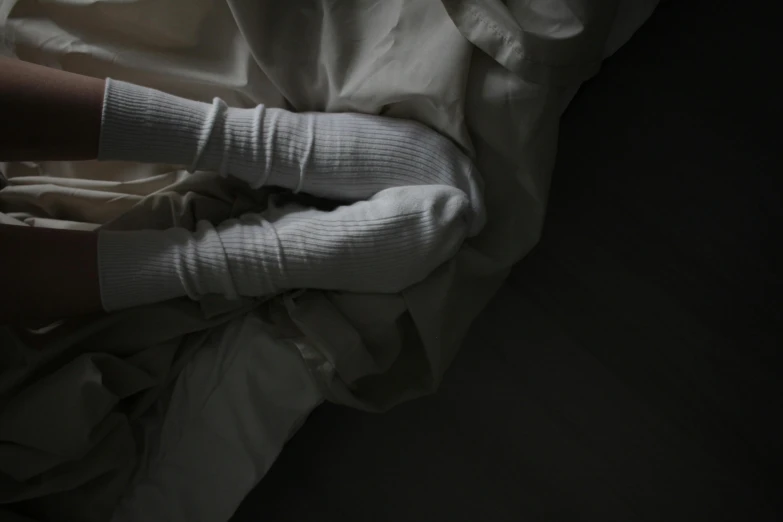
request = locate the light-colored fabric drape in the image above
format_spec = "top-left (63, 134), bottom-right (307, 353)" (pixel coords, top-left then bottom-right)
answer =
top-left (0, 1), bottom-right (656, 519)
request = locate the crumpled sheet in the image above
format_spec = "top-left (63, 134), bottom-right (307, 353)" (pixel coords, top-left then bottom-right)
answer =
top-left (0, 0), bottom-right (658, 520)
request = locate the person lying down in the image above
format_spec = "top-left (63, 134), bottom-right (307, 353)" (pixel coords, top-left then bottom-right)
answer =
top-left (0, 57), bottom-right (485, 323)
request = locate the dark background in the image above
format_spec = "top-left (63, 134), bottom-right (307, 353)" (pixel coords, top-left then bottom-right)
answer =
top-left (233, 1), bottom-right (782, 520)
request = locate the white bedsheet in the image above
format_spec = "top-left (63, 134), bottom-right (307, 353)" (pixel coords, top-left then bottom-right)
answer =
top-left (111, 312), bottom-right (323, 522)
top-left (0, 1), bottom-right (657, 520)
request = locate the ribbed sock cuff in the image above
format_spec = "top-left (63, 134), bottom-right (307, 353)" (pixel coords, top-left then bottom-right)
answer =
top-left (99, 78), bottom-right (268, 186)
top-left (99, 79), bottom-right (210, 167)
top-left (98, 223), bottom-right (240, 312)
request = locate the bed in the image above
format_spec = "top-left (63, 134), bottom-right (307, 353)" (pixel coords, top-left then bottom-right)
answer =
top-left (2, 1), bottom-right (778, 521)
top-left (231, 2), bottom-right (782, 520)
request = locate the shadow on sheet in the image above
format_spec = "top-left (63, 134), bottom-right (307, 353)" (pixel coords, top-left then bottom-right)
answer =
top-left (232, 2), bottom-right (783, 520)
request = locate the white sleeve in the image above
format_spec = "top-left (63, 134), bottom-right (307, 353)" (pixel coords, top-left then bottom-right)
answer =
top-left (98, 186), bottom-right (470, 312)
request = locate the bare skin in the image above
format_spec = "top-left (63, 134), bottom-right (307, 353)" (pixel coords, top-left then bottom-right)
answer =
top-left (0, 57), bottom-right (104, 323)
top-left (0, 56), bottom-right (104, 160)
top-left (0, 224), bottom-right (102, 323)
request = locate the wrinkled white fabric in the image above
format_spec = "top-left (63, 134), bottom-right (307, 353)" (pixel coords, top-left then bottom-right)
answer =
top-left (0, 1), bottom-right (657, 521)
top-left (110, 311), bottom-right (324, 522)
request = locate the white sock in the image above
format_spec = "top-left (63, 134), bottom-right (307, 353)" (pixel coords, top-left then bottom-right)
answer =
top-left (100, 79), bottom-right (484, 228)
top-left (97, 80), bottom-right (484, 311)
top-left (98, 186), bottom-right (470, 311)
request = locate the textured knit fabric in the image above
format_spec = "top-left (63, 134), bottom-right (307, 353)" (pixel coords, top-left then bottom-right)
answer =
top-left (98, 79), bottom-right (485, 311)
